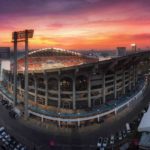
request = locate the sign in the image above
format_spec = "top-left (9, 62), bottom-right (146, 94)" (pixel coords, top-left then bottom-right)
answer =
top-left (12, 29), bottom-right (34, 40)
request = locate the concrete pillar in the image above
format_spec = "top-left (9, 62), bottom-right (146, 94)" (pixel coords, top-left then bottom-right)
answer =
top-left (18, 76), bottom-right (22, 96)
top-left (88, 75), bottom-right (91, 108)
top-left (41, 115), bottom-right (44, 122)
top-left (34, 77), bottom-right (37, 103)
top-left (115, 108), bottom-right (117, 115)
top-left (73, 76), bottom-right (76, 109)
top-left (58, 113), bottom-right (61, 126)
top-left (97, 115), bottom-right (100, 122)
top-left (135, 65), bottom-right (138, 83)
top-left (114, 73), bottom-right (117, 99)
top-left (129, 69), bottom-right (132, 90)
top-left (77, 115), bottom-right (80, 127)
top-left (44, 73), bottom-right (48, 106)
top-left (102, 73), bottom-right (106, 104)
top-left (123, 70), bottom-right (125, 94)
top-left (58, 77), bottom-right (61, 108)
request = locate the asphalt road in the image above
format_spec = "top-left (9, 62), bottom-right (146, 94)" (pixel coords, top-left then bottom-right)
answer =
top-left (0, 85), bottom-right (150, 150)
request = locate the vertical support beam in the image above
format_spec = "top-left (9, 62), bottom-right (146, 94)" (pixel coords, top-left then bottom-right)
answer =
top-left (115, 108), bottom-right (117, 115)
top-left (73, 76), bottom-right (76, 109)
top-left (13, 32), bottom-right (18, 106)
top-left (129, 69), bottom-right (132, 90)
top-left (18, 75), bottom-right (21, 96)
top-left (88, 75), bottom-right (91, 108)
top-left (123, 70), bottom-right (125, 94)
top-left (34, 76), bottom-right (37, 103)
top-left (133, 65), bottom-right (136, 87)
top-left (97, 115), bottom-right (100, 122)
top-left (58, 76), bottom-right (61, 108)
top-left (135, 65), bottom-right (138, 83)
top-left (44, 72), bottom-right (48, 106)
top-left (102, 72), bottom-right (106, 104)
top-left (24, 30), bottom-right (29, 119)
top-left (41, 115), bottom-right (44, 122)
top-left (114, 72), bottom-right (117, 99)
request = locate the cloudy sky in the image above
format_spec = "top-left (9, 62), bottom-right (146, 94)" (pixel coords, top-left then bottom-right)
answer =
top-left (0, 0), bottom-right (150, 50)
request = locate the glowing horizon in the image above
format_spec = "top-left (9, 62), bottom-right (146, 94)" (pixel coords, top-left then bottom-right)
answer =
top-left (0, 0), bottom-right (150, 50)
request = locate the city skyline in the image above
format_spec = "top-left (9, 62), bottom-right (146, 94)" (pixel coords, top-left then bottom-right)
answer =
top-left (0, 0), bottom-right (150, 50)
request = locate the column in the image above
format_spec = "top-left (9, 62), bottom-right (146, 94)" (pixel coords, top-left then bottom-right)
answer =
top-left (44, 73), bottom-right (48, 106)
top-left (114, 73), bottom-right (117, 99)
top-left (102, 72), bottom-right (106, 104)
top-left (129, 69), bottom-right (132, 90)
top-left (73, 76), bottom-right (76, 109)
top-left (88, 75), bottom-right (91, 108)
top-left (58, 77), bottom-right (61, 108)
top-left (135, 65), bottom-right (138, 83)
top-left (18, 76), bottom-right (22, 96)
top-left (34, 77), bottom-right (37, 103)
top-left (123, 70), bottom-right (125, 94)
top-left (133, 65), bottom-right (136, 87)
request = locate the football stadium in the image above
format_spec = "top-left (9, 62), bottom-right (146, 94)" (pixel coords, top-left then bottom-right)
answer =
top-left (2, 48), bottom-right (149, 127)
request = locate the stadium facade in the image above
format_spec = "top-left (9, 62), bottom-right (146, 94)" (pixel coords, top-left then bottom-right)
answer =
top-left (2, 48), bottom-right (149, 126)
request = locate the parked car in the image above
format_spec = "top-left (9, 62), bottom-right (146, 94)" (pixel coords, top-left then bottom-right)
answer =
top-left (5, 104), bottom-right (13, 110)
top-left (126, 123), bottom-right (131, 133)
top-left (102, 137), bottom-right (108, 147)
top-left (1, 100), bottom-right (8, 105)
top-left (97, 137), bottom-right (103, 148)
top-left (110, 135), bottom-right (115, 145)
top-left (118, 131), bottom-right (122, 140)
top-left (0, 127), bottom-right (5, 132)
top-left (0, 131), bottom-right (7, 139)
top-left (9, 108), bottom-right (22, 119)
top-left (122, 129), bottom-right (127, 138)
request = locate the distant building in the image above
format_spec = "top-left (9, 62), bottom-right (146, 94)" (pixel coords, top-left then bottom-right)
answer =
top-left (131, 43), bottom-right (137, 53)
top-left (0, 47), bottom-right (10, 59)
top-left (0, 60), bottom-right (10, 81)
top-left (116, 47), bottom-right (126, 56)
top-left (0, 47), bottom-right (10, 81)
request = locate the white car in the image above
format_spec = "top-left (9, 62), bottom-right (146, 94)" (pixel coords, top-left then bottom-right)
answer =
top-left (110, 135), bottom-right (115, 144)
top-left (97, 137), bottom-right (103, 147)
top-left (122, 130), bottom-right (126, 138)
top-left (118, 131), bottom-right (122, 140)
top-left (102, 137), bottom-right (108, 147)
top-left (0, 131), bottom-right (7, 139)
top-left (0, 126), bottom-right (5, 132)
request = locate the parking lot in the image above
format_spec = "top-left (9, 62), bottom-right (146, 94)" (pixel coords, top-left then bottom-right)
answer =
top-left (96, 106), bottom-right (148, 150)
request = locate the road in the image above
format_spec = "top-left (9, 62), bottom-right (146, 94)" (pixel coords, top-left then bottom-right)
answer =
top-left (0, 85), bottom-right (150, 150)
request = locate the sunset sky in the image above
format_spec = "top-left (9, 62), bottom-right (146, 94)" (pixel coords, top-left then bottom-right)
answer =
top-left (0, 0), bottom-right (150, 50)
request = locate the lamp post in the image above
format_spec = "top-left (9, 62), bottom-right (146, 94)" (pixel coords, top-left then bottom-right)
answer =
top-left (97, 109), bottom-right (100, 122)
top-left (115, 102), bottom-right (117, 115)
top-left (58, 112), bottom-right (61, 127)
top-left (12, 29), bottom-right (34, 119)
top-left (77, 112), bottom-right (80, 127)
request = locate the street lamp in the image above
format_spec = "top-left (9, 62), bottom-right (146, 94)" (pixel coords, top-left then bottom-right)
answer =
top-left (77, 112), bottom-right (80, 127)
top-left (97, 109), bottom-right (100, 122)
top-left (12, 29), bottom-right (34, 119)
top-left (58, 112), bottom-right (61, 127)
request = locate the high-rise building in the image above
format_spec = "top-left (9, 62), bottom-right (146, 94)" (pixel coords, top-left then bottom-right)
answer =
top-left (131, 43), bottom-right (137, 53)
top-left (0, 47), bottom-right (10, 59)
top-left (116, 47), bottom-right (126, 56)
top-left (0, 47), bottom-right (10, 81)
